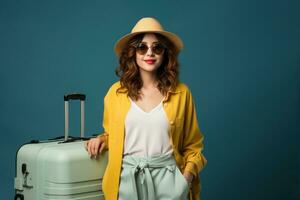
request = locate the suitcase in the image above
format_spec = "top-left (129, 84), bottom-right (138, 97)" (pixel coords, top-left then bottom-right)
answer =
top-left (14, 94), bottom-right (108, 200)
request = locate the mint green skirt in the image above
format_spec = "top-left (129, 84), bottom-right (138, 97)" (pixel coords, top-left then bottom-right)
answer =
top-left (117, 153), bottom-right (189, 200)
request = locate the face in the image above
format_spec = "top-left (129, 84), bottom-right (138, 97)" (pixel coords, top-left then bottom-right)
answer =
top-left (135, 33), bottom-right (165, 73)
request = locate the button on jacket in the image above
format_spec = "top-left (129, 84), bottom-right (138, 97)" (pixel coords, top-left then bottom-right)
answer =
top-left (98, 81), bottom-right (207, 200)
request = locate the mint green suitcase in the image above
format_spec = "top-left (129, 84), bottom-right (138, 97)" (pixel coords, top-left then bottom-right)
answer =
top-left (14, 94), bottom-right (108, 200)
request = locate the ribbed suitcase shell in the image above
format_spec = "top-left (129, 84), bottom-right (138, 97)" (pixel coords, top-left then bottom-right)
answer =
top-left (14, 140), bottom-right (107, 200)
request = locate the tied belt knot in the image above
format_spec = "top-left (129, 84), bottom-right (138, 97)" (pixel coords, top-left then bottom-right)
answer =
top-left (121, 154), bottom-right (177, 200)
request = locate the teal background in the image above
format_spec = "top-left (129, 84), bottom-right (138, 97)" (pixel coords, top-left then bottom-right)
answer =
top-left (1, 0), bottom-right (299, 199)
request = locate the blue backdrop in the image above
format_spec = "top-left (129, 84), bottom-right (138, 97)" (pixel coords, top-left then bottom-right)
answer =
top-left (1, 0), bottom-right (299, 199)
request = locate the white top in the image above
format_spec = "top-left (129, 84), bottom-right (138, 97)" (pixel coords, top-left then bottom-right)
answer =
top-left (123, 98), bottom-right (173, 156)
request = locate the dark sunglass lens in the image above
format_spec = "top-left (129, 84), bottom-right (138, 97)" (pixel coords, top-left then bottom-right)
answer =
top-left (136, 44), bottom-right (148, 54)
top-left (153, 44), bottom-right (164, 54)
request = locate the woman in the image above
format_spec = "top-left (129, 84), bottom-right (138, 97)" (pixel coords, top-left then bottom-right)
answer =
top-left (85, 17), bottom-right (207, 200)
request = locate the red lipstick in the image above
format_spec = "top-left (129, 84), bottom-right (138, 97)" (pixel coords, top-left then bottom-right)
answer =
top-left (144, 59), bottom-right (156, 64)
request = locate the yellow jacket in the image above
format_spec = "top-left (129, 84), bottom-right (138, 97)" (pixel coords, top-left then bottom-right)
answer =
top-left (99, 81), bottom-right (207, 200)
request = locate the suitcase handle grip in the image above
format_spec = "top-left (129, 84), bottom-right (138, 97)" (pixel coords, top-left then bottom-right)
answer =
top-left (64, 93), bottom-right (86, 101)
top-left (64, 93), bottom-right (85, 141)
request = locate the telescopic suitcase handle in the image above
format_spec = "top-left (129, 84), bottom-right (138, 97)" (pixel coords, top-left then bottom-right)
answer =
top-left (64, 93), bottom-right (86, 141)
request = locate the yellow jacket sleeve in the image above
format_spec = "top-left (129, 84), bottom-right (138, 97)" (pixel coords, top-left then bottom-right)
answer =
top-left (182, 88), bottom-right (207, 177)
top-left (98, 91), bottom-right (110, 150)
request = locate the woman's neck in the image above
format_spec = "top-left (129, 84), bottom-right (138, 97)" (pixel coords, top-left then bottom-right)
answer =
top-left (139, 70), bottom-right (158, 89)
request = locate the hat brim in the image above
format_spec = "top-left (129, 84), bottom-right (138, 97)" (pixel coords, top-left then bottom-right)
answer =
top-left (114, 30), bottom-right (183, 57)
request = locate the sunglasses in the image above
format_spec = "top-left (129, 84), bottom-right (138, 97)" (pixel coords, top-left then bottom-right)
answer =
top-left (134, 43), bottom-right (165, 55)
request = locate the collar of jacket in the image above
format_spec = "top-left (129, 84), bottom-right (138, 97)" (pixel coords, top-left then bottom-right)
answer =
top-left (115, 83), bottom-right (183, 102)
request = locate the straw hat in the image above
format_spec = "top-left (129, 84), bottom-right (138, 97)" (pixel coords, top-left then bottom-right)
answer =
top-left (114, 17), bottom-right (184, 57)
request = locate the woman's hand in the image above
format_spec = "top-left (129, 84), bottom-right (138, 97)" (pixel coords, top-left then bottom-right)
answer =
top-left (84, 137), bottom-right (105, 156)
top-left (183, 171), bottom-right (194, 185)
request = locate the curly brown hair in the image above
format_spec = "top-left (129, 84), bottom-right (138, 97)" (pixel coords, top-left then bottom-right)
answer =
top-left (115, 33), bottom-right (180, 101)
